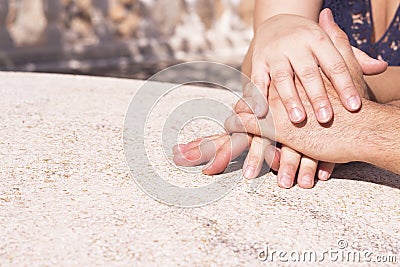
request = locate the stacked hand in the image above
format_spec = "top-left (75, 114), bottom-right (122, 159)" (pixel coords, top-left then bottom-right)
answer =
top-left (173, 9), bottom-right (387, 188)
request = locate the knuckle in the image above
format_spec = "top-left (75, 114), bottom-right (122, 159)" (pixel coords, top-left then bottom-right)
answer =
top-left (310, 28), bottom-right (326, 42)
top-left (331, 31), bottom-right (349, 42)
top-left (252, 137), bottom-right (265, 146)
top-left (329, 61), bottom-right (348, 75)
top-left (281, 164), bottom-right (297, 175)
top-left (252, 78), bottom-right (265, 90)
top-left (271, 69), bottom-right (292, 83)
top-left (310, 95), bottom-right (329, 107)
top-left (247, 155), bottom-right (262, 166)
top-left (281, 97), bottom-right (298, 109)
top-left (340, 84), bottom-right (358, 96)
top-left (300, 165), bottom-right (316, 175)
top-left (298, 66), bottom-right (320, 82)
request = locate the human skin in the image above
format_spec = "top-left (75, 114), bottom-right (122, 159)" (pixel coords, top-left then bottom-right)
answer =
top-left (240, 0), bottom-right (397, 188)
top-left (173, 9), bottom-right (400, 185)
top-left (252, 0), bottom-right (400, 120)
top-left (240, 7), bottom-right (392, 188)
top-left (226, 79), bottom-right (400, 175)
top-left (241, 1), bottom-right (399, 188)
top-left (241, 5), bottom-right (400, 186)
top-left (250, 5), bottom-right (362, 123)
top-left (225, 10), bottom-right (400, 174)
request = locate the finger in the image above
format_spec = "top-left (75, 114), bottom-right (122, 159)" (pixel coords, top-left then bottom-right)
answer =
top-left (269, 57), bottom-right (306, 123)
top-left (277, 146), bottom-right (301, 189)
top-left (251, 55), bottom-right (271, 97)
top-left (243, 136), bottom-right (269, 179)
top-left (239, 82), bottom-right (269, 117)
top-left (317, 162), bottom-right (335, 181)
top-left (291, 54), bottom-right (333, 123)
top-left (297, 156), bottom-right (318, 189)
top-left (224, 113), bottom-right (275, 141)
top-left (234, 83), bottom-right (258, 115)
top-left (203, 133), bottom-right (252, 175)
top-left (317, 8), bottom-right (361, 111)
top-left (264, 141), bottom-right (281, 172)
top-left (172, 134), bottom-right (225, 155)
top-left (234, 98), bottom-right (253, 114)
top-left (173, 135), bottom-right (230, 166)
top-left (352, 46), bottom-right (388, 75)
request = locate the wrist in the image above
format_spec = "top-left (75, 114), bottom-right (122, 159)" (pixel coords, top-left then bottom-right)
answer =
top-left (353, 100), bottom-right (394, 166)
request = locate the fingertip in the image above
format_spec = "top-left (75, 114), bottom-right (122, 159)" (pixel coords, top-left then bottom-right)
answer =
top-left (319, 8), bottom-right (334, 25)
top-left (243, 166), bottom-right (257, 179)
top-left (289, 107), bottom-right (306, 123)
top-left (254, 102), bottom-right (268, 118)
top-left (298, 174), bottom-right (315, 189)
top-left (378, 58), bottom-right (388, 65)
top-left (173, 152), bottom-right (190, 166)
top-left (346, 95), bottom-right (362, 111)
top-left (172, 144), bottom-right (187, 155)
top-left (318, 169), bottom-right (331, 181)
top-left (270, 149), bottom-right (281, 171)
top-left (278, 172), bottom-right (294, 189)
top-left (201, 164), bottom-right (214, 175)
top-left (202, 162), bottom-right (226, 175)
top-left (317, 106), bottom-right (333, 124)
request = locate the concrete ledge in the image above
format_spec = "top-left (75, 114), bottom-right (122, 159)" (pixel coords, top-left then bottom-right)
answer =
top-left (0, 72), bottom-right (399, 265)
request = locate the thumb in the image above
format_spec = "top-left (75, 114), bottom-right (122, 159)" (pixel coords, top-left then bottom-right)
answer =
top-left (351, 47), bottom-right (388, 75)
top-left (319, 8), bottom-right (388, 76)
top-left (319, 8), bottom-right (354, 59)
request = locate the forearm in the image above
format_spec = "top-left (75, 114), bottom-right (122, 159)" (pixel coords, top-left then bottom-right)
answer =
top-left (364, 67), bottom-right (400, 103)
top-left (358, 100), bottom-right (400, 174)
top-left (253, 0), bottom-right (323, 31)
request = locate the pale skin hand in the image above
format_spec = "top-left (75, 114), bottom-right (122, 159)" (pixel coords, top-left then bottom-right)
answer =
top-left (172, 9), bottom-right (393, 187)
top-left (225, 11), bottom-right (400, 175)
top-left (242, 0), bottom-right (396, 187)
top-left (251, 12), bottom-right (362, 123)
top-left (243, 2), bottom-right (387, 188)
top-left (240, 9), bottom-right (388, 188)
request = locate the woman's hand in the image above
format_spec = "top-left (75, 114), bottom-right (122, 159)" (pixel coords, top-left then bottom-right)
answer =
top-left (172, 133), bottom-right (335, 189)
top-left (250, 13), bottom-right (362, 123)
top-left (173, 133), bottom-right (279, 175)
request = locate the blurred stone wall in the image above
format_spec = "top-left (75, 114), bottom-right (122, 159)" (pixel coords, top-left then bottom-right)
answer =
top-left (0, 0), bottom-right (254, 77)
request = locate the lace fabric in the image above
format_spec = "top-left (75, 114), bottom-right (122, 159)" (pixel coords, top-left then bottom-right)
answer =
top-left (323, 0), bottom-right (399, 66)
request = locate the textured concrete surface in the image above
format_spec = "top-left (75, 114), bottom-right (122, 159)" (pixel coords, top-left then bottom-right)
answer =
top-left (0, 72), bottom-right (399, 266)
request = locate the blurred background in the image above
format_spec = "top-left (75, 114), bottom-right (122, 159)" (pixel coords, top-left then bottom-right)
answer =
top-left (0, 0), bottom-right (255, 79)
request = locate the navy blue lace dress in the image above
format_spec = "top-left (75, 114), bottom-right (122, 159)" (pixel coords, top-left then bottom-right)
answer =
top-left (323, 0), bottom-right (399, 66)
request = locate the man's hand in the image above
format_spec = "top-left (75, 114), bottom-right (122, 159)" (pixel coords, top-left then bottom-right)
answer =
top-left (227, 9), bottom-right (375, 164)
top-left (226, 9), bottom-right (400, 174)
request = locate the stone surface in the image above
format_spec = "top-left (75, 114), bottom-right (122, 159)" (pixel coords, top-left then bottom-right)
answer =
top-left (0, 0), bottom-right (254, 76)
top-left (0, 72), bottom-right (399, 266)
top-left (7, 0), bottom-right (47, 46)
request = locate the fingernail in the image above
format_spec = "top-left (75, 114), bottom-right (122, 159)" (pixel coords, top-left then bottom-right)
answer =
top-left (244, 166), bottom-right (255, 179)
top-left (347, 96), bottom-right (361, 110)
top-left (318, 107), bottom-right (331, 123)
top-left (302, 175), bottom-right (314, 185)
top-left (318, 170), bottom-right (330, 180)
top-left (280, 173), bottom-right (292, 188)
top-left (290, 107), bottom-right (303, 123)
